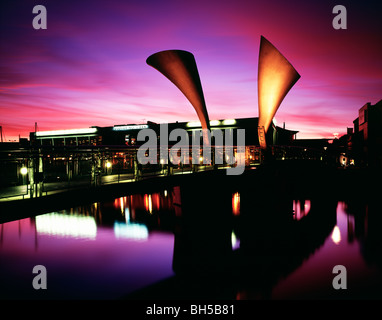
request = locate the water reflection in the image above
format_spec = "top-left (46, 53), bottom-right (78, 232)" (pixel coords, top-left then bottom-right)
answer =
top-left (114, 222), bottom-right (148, 240)
top-left (270, 201), bottom-right (382, 299)
top-left (35, 213), bottom-right (97, 239)
top-left (231, 231), bottom-right (240, 250)
top-left (331, 226), bottom-right (341, 245)
top-left (292, 199), bottom-right (310, 220)
top-left (1, 183), bottom-right (382, 300)
top-left (0, 192), bottom-right (175, 299)
top-left (232, 192), bottom-right (240, 216)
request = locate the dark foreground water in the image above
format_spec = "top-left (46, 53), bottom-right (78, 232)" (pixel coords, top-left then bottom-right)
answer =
top-left (1, 186), bottom-right (382, 299)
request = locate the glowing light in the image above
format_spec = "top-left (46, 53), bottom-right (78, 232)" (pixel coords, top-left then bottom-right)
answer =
top-left (123, 209), bottom-right (129, 225)
top-left (187, 119), bottom-right (221, 127)
top-left (186, 121), bottom-right (201, 127)
top-left (112, 124), bottom-right (148, 131)
top-left (209, 120), bottom-right (220, 126)
top-left (144, 194), bottom-right (152, 214)
top-left (232, 192), bottom-right (240, 216)
top-left (331, 226), bottom-right (341, 245)
top-left (164, 190), bottom-right (168, 197)
top-left (106, 161), bottom-right (112, 168)
top-left (231, 231), bottom-right (240, 250)
top-left (114, 222), bottom-right (148, 240)
top-left (36, 128), bottom-right (97, 137)
top-left (222, 119), bottom-right (236, 126)
top-left (119, 197), bottom-right (125, 214)
top-left (35, 213), bottom-right (97, 239)
top-left (20, 167), bottom-right (28, 175)
top-left (293, 200), bottom-right (311, 220)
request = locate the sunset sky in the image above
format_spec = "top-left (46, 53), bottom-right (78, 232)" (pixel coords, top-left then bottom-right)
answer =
top-left (1, 0), bottom-right (381, 140)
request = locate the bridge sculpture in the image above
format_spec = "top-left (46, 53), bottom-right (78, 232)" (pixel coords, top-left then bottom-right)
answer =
top-left (147, 36), bottom-right (300, 150)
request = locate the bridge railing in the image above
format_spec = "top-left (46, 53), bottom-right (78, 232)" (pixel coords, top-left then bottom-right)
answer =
top-left (0, 144), bottom-right (336, 201)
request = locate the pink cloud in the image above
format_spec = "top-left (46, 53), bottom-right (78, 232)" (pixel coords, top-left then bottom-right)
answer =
top-left (1, 0), bottom-right (381, 141)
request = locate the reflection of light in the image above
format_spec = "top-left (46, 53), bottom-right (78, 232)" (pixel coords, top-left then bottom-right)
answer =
top-left (331, 226), bottom-right (341, 245)
top-left (144, 194), bottom-right (152, 214)
top-left (231, 231), bottom-right (240, 250)
top-left (20, 167), bottom-right (28, 175)
top-left (114, 222), bottom-right (148, 240)
top-left (293, 200), bottom-right (310, 220)
top-left (125, 207), bottom-right (130, 223)
top-left (35, 213), bottom-right (97, 239)
top-left (120, 197), bottom-right (125, 214)
top-left (232, 192), bottom-right (240, 216)
top-left (153, 193), bottom-right (160, 211)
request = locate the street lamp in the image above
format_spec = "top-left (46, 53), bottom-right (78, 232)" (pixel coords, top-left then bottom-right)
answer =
top-left (20, 167), bottom-right (28, 198)
top-left (106, 161), bottom-right (112, 175)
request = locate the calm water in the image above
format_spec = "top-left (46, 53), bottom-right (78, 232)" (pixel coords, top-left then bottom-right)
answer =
top-left (268, 201), bottom-right (382, 299)
top-left (1, 187), bottom-right (382, 299)
top-left (0, 192), bottom-right (175, 299)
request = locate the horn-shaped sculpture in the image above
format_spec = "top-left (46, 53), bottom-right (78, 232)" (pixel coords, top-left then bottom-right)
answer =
top-left (146, 50), bottom-right (210, 132)
top-left (257, 36), bottom-right (301, 149)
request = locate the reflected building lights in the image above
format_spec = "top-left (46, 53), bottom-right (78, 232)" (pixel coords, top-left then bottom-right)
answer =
top-left (293, 200), bottom-right (311, 220)
top-left (35, 213), bottom-right (97, 239)
top-left (120, 197), bottom-right (125, 215)
top-left (231, 231), bottom-right (240, 250)
top-left (114, 222), bottom-right (148, 240)
top-left (331, 226), bottom-right (341, 245)
top-left (125, 207), bottom-right (130, 223)
top-left (232, 192), bottom-right (240, 216)
top-left (144, 194), bottom-right (153, 214)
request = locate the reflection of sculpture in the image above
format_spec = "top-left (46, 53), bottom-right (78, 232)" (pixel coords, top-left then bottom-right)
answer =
top-left (258, 36), bottom-right (300, 149)
top-left (146, 50), bottom-right (210, 132)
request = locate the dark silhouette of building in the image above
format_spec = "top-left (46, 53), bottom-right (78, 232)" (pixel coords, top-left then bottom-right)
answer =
top-left (340, 99), bottom-right (382, 168)
top-left (29, 117), bottom-right (296, 148)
